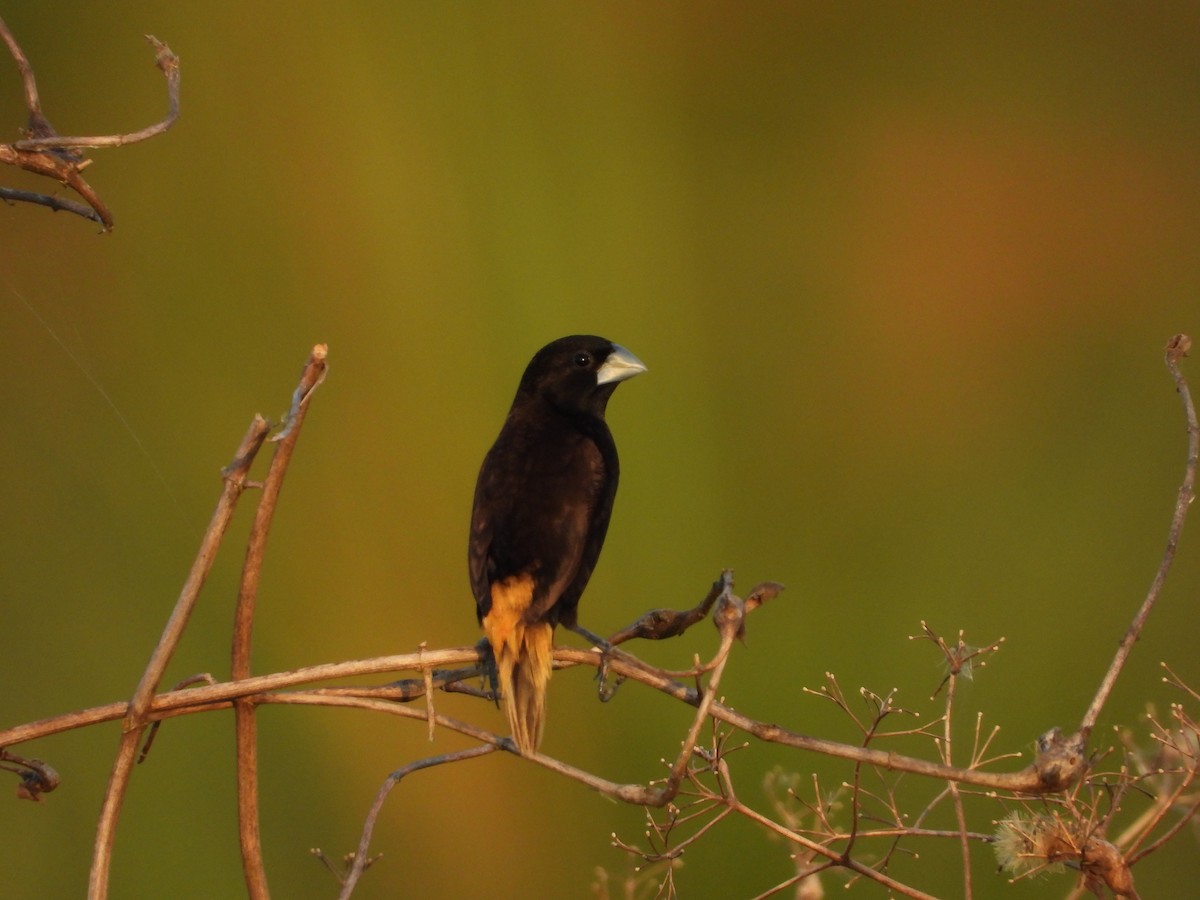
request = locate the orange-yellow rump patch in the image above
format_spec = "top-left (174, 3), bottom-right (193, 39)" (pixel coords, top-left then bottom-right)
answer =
top-left (482, 574), bottom-right (554, 755)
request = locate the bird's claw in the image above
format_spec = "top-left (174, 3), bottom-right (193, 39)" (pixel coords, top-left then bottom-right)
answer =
top-left (475, 636), bottom-right (500, 705)
top-left (594, 646), bottom-right (625, 701)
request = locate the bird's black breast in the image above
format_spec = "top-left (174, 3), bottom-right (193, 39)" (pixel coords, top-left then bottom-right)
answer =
top-left (469, 402), bottom-right (619, 628)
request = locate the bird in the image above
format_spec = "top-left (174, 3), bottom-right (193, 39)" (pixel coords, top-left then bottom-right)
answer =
top-left (469, 335), bottom-right (646, 755)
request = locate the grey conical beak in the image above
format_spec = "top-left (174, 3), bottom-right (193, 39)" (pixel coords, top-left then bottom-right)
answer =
top-left (596, 344), bottom-right (647, 386)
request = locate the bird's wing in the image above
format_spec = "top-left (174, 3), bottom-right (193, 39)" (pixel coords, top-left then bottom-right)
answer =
top-left (530, 487), bottom-right (593, 622)
top-left (468, 471), bottom-right (496, 620)
top-left (539, 430), bottom-right (615, 624)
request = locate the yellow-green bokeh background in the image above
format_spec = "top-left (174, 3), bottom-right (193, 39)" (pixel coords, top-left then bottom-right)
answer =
top-left (4, 4), bottom-right (1199, 898)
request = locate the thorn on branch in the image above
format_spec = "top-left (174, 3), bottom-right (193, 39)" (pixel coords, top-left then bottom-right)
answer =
top-left (138, 673), bottom-right (218, 763)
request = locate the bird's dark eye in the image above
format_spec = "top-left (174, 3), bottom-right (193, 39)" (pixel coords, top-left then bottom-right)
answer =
top-left (572, 351), bottom-right (592, 368)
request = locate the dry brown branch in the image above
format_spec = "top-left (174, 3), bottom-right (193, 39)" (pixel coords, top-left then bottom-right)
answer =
top-left (2, 336), bottom-right (1196, 898)
top-left (231, 345), bottom-right (328, 899)
top-left (85, 347), bottom-right (324, 900)
top-left (87, 414), bottom-right (271, 900)
top-left (137, 673), bottom-right (217, 764)
top-left (0, 16), bottom-right (179, 230)
top-left (1078, 335), bottom-right (1197, 740)
top-left (335, 745), bottom-right (500, 898)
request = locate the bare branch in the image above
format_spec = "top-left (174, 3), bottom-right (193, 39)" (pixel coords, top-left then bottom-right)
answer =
top-left (87, 413), bottom-right (271, 900)
top-left (0, 18), bottom-right (180, 230)
top-left (0, 186), bottom-right (103, 224)
top-left (0, 649), bottom-right (483, 748)
top-left (1079, 334), bottom-right (1196, 738)
top-left (14, 36), bottom-right (180, 152)
top-left (231, 344), bottom-right (328, 899)
top-left (0, 14), bottom-right (50, 134)
top-left (87, 346), bottom-right (325, 900)
top-left (1, 337), bottom-right (1194, 898)
top-left (337, 746), bottom-right (499, 898)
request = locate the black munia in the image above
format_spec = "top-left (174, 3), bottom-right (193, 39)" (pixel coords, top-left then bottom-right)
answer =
top-left (468, 335), bottom-right (646, 754)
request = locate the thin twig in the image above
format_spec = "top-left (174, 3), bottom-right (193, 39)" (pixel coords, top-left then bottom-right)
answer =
top-left (556, 647), bottom-right (1053, 793)
top-left (87, 416), bottom-right (271, 900)
top-left (943, 655), bottom-right (972, 899)
top-left (655, 576), bottom-right (741, 800)
top-left (0, 19), bottom-right (180, 229)
top-left (257, 691), bottom-right (654, 805)
top-left (2, 637), bottom-right (1061, 799)
top-left (729, 782), bottom-right (941, 900)
top-left (0, 650), bottom-right (484, 747)
top-left (338, 745), bottom-right (498, 898)
top-left (138, 674), bottom-right (217, 764)
top-left (14, 35), bottom-right (180, 151)
top-left (126, 417), bottom-right (272, 727)
top-left (1126, 791), bottom-right (1200, 866)
top-left (1079, 335), bottom-right (1196, 738)
top-left (0, 140), bottom-right (113, 228)
top-left (231, 345), bottom-right (327, 899)
top-left (0, 187), bottom-right (103, 224)
top-left (0, 14), bottom-right (47, 132)
top-left (87, 738), bottom-right (140, 900)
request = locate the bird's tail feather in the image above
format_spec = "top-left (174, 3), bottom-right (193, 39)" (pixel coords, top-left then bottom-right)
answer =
top-left (492, 621), bottom-right (553, 755)
top-left (484, 574), bottom-right (554, 754)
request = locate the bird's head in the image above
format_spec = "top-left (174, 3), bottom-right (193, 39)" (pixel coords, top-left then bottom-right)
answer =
top-left (518, 335), bottom-right (647, 417)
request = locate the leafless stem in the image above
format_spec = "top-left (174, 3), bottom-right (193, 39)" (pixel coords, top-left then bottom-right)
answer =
top-left (337, 745), bottom-right (498, 898)
top-left (716, 762), bottom-right (941, 900)
top-left (14, 36), bottom-right (180, 152)
top-left (0, 649), bottom-right (483, 748)
top-left (0, 18), bottom-right (180, 229)
top-left (652, 574), bottom-right (742, 801)
top-left (86, 347), bottom-right (324, 900)
top-left (87, 415), bottom-right (271, 900)
top-left (556, 646), bottom-right (1054, 793)
top-left (0, 14), bottom-right (46, 130)
top-left (944, 663), bottom-right (972, 899)
top-left (0, 186), bottom-right (103, 224)
top-left (2, 634), bottom-right (1074, 804)
top-left (126, 418), bottom-right (272, 724)
top-left (1126, 791), bottom-right (1200, 866)
top-left (1079, 335), bottom-right (1196, 738)
top-left (231, 345), bottom-right (327, 899)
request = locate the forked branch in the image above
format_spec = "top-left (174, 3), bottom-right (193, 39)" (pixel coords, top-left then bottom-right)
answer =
top-left (0, 336), bottom-right (1194, 900)
top-left (0, 16), bottom-right (179, 230)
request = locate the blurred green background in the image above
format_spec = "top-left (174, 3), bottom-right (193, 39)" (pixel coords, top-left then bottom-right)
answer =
top-left (3, 3), bottom-right (1199, 898)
